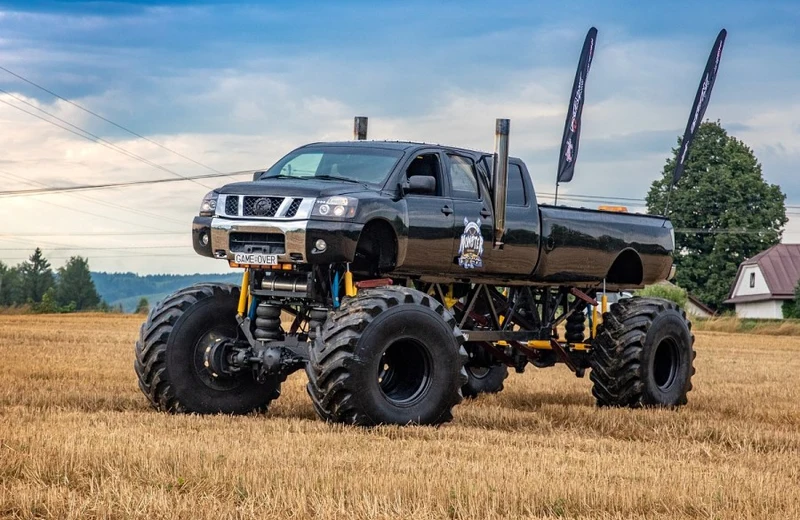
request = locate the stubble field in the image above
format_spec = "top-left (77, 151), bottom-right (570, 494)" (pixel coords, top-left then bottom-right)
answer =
top-left (1, 313), bottom-right (799, 519)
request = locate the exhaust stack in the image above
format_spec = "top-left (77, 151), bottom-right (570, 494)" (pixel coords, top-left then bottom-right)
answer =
top-left (354, 116), bottom-right (368, 140)
top-left (492, 118), bottom-right (510, 248)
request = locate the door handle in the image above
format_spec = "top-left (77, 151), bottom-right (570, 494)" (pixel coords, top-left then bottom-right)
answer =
top-left (480, 208), bottom-right (491, 218)
top-left (441, 205), bottom-right (453, 216)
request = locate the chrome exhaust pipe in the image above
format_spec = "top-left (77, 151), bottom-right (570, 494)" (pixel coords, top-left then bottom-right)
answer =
top-left (354, 116), bottom-right (368, 140)
top-left (492, 118), bottom-right (510, 248)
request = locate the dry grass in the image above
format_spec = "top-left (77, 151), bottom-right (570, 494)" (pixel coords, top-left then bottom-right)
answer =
top-left (1, 314), bottom-right (799, 519)
top-left (694, 315), bottom-right (800, 336)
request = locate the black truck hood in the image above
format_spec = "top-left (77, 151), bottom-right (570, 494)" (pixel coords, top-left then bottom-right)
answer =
top-left (217, 178), bottom-right (373, 198)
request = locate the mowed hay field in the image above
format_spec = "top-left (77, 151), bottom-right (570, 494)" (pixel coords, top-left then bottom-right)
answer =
top-left (2, 314), bottom-right (800, 519)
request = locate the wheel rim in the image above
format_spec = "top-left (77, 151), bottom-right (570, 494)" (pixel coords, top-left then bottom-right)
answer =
top-left (652, 337), bottom-right (680, 390)
top-left (467, 366), bottom-right (491, 379)
top-left (377, 338), bottom-right (432, 407)
top-left (193, 327), bottom-right (243, 391)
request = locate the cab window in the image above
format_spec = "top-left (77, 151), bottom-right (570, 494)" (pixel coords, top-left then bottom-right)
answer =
top-left (507, 163), bottom-right (527, 206)
top-left (447, 155), bottom-right (479, 200)
top-left (405, 153), bottom-right (443, 196)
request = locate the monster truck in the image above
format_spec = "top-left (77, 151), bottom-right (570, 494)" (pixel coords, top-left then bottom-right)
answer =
top-left (135, 120), bottom-right (694, 425)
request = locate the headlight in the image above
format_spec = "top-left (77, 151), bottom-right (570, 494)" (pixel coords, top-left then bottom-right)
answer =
top-left (312, 196), bottom-right (358, 219)
top-left (199, 191), bottom-right (219, 217)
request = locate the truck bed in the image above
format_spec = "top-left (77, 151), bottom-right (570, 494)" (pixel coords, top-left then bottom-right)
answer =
top-left (531, 204), bottom-right (674, 287)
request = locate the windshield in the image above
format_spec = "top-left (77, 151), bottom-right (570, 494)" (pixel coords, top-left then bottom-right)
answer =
top-left (262, 147), bottom-right (403, 187)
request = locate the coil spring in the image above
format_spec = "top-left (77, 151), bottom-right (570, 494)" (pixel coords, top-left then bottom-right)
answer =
top-left (565, 311), bottom-right (586, 344)
top-left (254, 301), bottom-right (283, 341)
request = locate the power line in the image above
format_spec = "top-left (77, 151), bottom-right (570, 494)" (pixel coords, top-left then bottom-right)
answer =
top-left (0, 245), bottom-right (191, 251)
top-left (0, 253), bottom-right (197, 260)
top-left (0, 232), bottom-right (184, 237)
top-left (0, 169), bottom-right (186, 226)
top-left (0, 89), bottom-right (215, 189)
top-left (545, 190), bottom-right (800, 210)
top-left (0, 64), bottom-right (241, 183)
top-left (0, 169), bottom-right (254, 198)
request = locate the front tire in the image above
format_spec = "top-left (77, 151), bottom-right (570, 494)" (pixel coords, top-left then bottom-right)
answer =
top-left (306, 286), bottom-right (468, 426)
top-left (589, 297), bottom-right (695, 407)
top-left (134, 283), bottom-right (284, 414)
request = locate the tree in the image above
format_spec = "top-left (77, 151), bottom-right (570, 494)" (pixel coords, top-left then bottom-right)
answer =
top-left (55, 256), bottom-right (101, 311)
top-left (646, 121), bottom-right (787, 310)
top-left (783, 280), bottom-right (800, 319)
top-left (19, 248), bottom-right (55, 304)
top-left (0, 261), bottom-right (22, 306)
top-left (135, 297), bottom-right (150, 314)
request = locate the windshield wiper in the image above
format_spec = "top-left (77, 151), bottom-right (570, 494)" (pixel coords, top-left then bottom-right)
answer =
top-left (313, 175), bottom-right (363, 184)
top-left (263, 174), bottom-right (300, 180)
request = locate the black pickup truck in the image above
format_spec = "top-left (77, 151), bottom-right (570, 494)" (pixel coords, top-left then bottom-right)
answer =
top-left (138, 129), bottom-right (693, 427)
top-left (192, 140), bottom-right (674, 289)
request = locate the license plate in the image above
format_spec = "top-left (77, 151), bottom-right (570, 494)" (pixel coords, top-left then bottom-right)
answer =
top-left (233, 253), bottom-right (278, 265)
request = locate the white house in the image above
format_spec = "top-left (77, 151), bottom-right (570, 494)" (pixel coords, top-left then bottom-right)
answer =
top-left (686, 294), bottom-right (715, 318)
top-left (724, 244), bottom-right (800, 319)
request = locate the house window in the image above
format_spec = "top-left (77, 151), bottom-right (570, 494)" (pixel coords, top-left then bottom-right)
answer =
top-left (749, 272), bottom-right (756, 288)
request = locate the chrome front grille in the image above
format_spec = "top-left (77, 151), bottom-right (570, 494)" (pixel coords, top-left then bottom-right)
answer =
top-left (285, 198), bottom-right (302, 218)
top-left (225, 196), bottom-right (239, 216)
top-left (243, 196), bottom-right (284, 217)
top-left (219, 195), bottom-right (313, 219)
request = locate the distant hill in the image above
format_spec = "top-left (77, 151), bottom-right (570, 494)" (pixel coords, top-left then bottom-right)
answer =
top-left (90, 272), bottom-right (242, 313)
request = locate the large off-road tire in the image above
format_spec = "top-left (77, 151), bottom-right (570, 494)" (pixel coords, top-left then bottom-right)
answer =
top-left (134, 283), bottom-right (284, 414)
top-left (306, 286), bottom-right (468, 426)
top-left (589, 297), bottom-right (695, 408)
top-left (462, 364), bottom-right (509, 398)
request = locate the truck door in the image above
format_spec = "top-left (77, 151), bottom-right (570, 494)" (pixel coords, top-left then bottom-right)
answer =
top-left (401, 152), bottom-right (455, 274)
top-left (446, 153), bottom-right (494, 272)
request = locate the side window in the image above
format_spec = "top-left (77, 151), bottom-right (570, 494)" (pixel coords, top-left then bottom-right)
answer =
top-left (448, 155), bottom-right (479, 200)
top-left (507, 163), bottom-right (527, 206)
top-left (405, 153), bottom-right (442, 196)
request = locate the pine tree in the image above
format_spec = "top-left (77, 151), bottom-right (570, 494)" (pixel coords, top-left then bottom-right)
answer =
top-left (19, 248), bottom-right (55, 304)
top-left (55, 256), bottom-right (101, 311)
top-left (135, 297), bottom-right (150, 314)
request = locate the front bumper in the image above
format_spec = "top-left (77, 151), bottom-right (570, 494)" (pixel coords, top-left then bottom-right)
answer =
top-left (192, 216), bottom-right (362, 265)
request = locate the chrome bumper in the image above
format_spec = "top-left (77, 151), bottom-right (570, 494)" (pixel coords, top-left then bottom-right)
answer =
top-left (210, 218), bottom-right (309, 263)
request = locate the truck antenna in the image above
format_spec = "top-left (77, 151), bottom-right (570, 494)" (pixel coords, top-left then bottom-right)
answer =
top-left (663, 29), bottom-right (727, 216)
top-left (555, 27), bottom-right (598, 205)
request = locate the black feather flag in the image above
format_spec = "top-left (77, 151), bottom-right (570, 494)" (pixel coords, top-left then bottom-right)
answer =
top-left (672, 29), bottom-right (727, 185)
top-left (556, 27), bottom-right (598, 185)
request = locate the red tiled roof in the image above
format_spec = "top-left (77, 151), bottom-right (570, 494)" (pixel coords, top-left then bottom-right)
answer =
top-left (740, 244), bottom-right (800, 297)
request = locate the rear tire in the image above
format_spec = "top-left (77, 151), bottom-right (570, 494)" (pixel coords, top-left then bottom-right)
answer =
top-left (589, 297), bottom-right (695, 407)
top-left (462, 364), bottom-right (509, 398)
top-left (134, 283), bottom-right (284, 414)
top-left (306, 286), bottom-right (468, 426)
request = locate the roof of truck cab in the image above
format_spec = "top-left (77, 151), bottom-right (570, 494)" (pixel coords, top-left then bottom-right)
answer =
top-left (301, 140), bottom-right (524, 164)
top-left (302, 140), bottom-right (489, 156)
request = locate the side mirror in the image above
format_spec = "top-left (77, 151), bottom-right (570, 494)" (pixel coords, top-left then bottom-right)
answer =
top-left (405, 175), bottom-right (436, 195)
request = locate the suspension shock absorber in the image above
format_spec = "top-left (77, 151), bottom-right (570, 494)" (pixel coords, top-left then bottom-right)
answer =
top-left (254, 300), bottom-right (283, 341)
top-left (307, 307), bottom-right (328, 342)
top-left (565, 306), bottom-right (587, 344)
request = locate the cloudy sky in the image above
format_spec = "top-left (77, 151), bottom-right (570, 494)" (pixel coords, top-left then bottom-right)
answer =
top-left (1, 0), bottom-right (799, 274)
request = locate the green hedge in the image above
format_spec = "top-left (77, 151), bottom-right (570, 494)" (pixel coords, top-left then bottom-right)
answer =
top-left (635, 284), bottom-right (688, 308)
